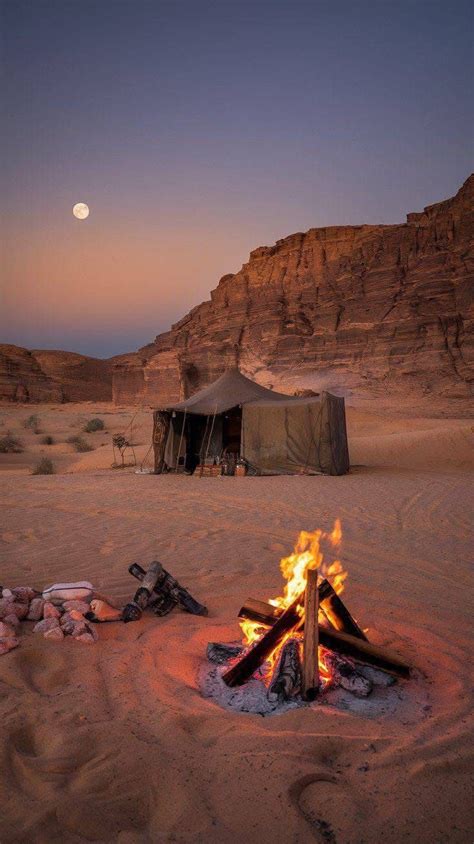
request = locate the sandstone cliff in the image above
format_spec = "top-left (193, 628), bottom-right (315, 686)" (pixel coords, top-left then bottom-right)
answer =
top-left (32, 350), bottom-right (114, 402)
top-left (0, 346), bottom-right (113, 403)
top-left (0, 345), bottom-right (64, 402)
top-left (113, 175), bottom-right (474, 409)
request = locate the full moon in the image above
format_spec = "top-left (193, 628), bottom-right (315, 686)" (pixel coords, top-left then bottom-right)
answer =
top-left (73, 202), bottom-right (90, 220)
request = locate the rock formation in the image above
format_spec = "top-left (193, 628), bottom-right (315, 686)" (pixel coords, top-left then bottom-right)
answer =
top-left (0, 346), bottom-right (113, 403)
top-left (2, 177), bottom-right (472, 408)
top-left (32, 350), bottom-right (114, 402)
top-left (113, 175), bottom-right (474, 409)
top-left (0, 345), bottom-right (64, 402)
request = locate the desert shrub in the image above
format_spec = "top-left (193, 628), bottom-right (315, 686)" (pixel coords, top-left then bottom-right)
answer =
top-left (0, 433), bottom-right (24, 453)
top-left (66, 434), bottom-right (93, 452)
top-left (24, 414), bottom-right (40, 433)
top-left (40, 435), bottom-right (55, 445)
top-left (32, 458), bottom-right (55, 475)
top-left (84, 418), bottom-right (104, 432)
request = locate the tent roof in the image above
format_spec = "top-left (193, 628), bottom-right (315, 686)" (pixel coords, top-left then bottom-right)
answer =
top-left (159, 369), bottom-right (317, 415)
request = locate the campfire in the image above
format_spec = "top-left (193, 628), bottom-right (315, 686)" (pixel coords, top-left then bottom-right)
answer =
top-left (203, 522), bottom-right (410, 712)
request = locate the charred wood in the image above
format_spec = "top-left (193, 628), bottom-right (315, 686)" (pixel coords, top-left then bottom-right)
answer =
top-left (149, 591), bottom-right (178, 617)
top-left (267, 638), bottom-right (302, 703)
top-left (206, 642), bottom-right (244, 664)
top-left (129, 562), bottom-right (208, 616)
top-left (324, 653), bottom-right (372, 697)
top-left (122, 561), bottom-right (162, 623)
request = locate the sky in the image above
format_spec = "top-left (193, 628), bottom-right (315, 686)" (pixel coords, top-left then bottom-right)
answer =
top-left (1, 0), bottom-right (472, 358)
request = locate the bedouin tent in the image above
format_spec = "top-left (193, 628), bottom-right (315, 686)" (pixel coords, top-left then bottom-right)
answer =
top-left (152, 369), bottom-right (350, 476)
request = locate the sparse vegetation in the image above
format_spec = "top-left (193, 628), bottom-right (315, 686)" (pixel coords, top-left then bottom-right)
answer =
top-left (24, 414), bottom-right (40, 433)
top-left (41, 435), bottom-right (55, 445)
top-left (0, 433), bottom-right (24, 453)
top-left (66, 434), bottom-right (93, 452)
top-left (32, 458), bottom-right (55, 475)
top-left (84, 418), bottom-right (105, 432)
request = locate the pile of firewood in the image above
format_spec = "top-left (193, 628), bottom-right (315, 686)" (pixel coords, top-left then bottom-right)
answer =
top-left (119, 561), bottom-right (207, 622)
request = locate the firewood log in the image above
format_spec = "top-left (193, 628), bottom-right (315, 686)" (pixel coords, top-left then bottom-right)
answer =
top-left (149, 591), bottom-right (178, 617)
top-left (128, 562), bottom-right (208, 616)
top-left (206, 642), bottom-right (243, 664)
top-left (324, 653), bottom-right (373, 697)
top-left (318, 579), bottom-right (367, 640)
top-left (122, 561), bottom-right (162, 623)
top-left (302, 569), bottom-right (319, 701)
top-left (267, 638), bottom-right (301, 703)
top-left (222, 595), bottom-right (303, 687)
top-left (238, 598), bottom-right (410, 678)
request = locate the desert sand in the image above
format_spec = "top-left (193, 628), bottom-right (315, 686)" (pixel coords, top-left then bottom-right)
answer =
top-left (0, 402), bottom-right (473, 843)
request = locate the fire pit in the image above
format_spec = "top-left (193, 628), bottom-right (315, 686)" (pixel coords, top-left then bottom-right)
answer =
top-left (200, 522), bottom-right (411, 715)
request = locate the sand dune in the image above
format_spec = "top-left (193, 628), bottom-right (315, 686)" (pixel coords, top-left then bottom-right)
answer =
top-left (0, 403), bottom-right (473, 842)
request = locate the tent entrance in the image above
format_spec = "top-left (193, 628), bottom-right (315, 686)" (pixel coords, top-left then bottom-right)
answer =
top-left (222, 406), bottom-right (242, 457)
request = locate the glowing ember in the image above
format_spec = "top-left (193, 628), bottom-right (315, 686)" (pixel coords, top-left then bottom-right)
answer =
top-left (239, 520), bottom-right (346, 686)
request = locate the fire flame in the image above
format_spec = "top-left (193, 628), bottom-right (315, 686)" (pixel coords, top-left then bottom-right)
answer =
top-left (239, 519), bottom-right (346, 685)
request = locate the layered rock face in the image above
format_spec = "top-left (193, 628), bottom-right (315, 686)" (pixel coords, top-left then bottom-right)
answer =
top-left (0, 345), bottom-right (64, 402)
top-left (0, 346), bottom-right (113, 403)
top-left (114, 175), bottom-right (474, 408)
top-left (32, 351), bottom-right (113, 402)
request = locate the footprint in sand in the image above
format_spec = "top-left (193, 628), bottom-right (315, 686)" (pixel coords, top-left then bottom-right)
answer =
top-left (289, 774), bottom-right (362, 843)
top-left (6, 719), bottom-right (97, 803)
top-left (12, 646), bottom-right (69, 697)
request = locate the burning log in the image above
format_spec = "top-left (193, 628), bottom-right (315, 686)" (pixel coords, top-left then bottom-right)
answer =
top-left (122, 561), bottom-right (162, 623)
top-left (302, 569), bottom-right (319, 701)
top-left (267, 638), bottom-right (301, 703)
top-left (238, 598), bottom-right (410, 678)
top-left (222, 595), bottom-right (302, 687)
top-left (128, 562), bottom-right (208, 616)
top-left (318, 578), bottom-right (367, 640)
top-left (206, 642), bottom-right (243, 664)
top-left (324, 654), bottom-right (373, 697)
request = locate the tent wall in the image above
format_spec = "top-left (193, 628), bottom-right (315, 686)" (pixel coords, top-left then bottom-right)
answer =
top-left (241, 392), bottom-right (349, 476)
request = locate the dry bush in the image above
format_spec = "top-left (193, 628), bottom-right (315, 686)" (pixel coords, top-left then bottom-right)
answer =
top-left (0, 433), bottom-right (24, 453)
top-left (24, 414), bottom-right (40, 433)
top-left (32, 457), bottom-right (55, 475)
top-left (41, 435), bottom-right (55, 445)
top-left (66, 434), bottom-right (93, 452)
top-left (84, 418), bottom-right (104, 432)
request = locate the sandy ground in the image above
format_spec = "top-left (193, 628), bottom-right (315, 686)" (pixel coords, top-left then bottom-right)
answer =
top-left (0, 402), bottom-right (473, 843)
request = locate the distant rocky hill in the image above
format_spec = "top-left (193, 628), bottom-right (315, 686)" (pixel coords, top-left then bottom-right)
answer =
top-left (113, 175), bottom-right (474, 409)
top-left (0, 346), bottom-right (114, 402)
top-left (2, 176), bottom-right (473, 409)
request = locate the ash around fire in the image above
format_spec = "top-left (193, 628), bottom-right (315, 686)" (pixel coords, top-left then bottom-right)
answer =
top-left (199, 643), bottom-right (410, 718)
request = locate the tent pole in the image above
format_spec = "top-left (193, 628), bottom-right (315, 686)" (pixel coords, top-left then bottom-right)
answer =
top-left (175, 408), bottom-right (187, 473)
